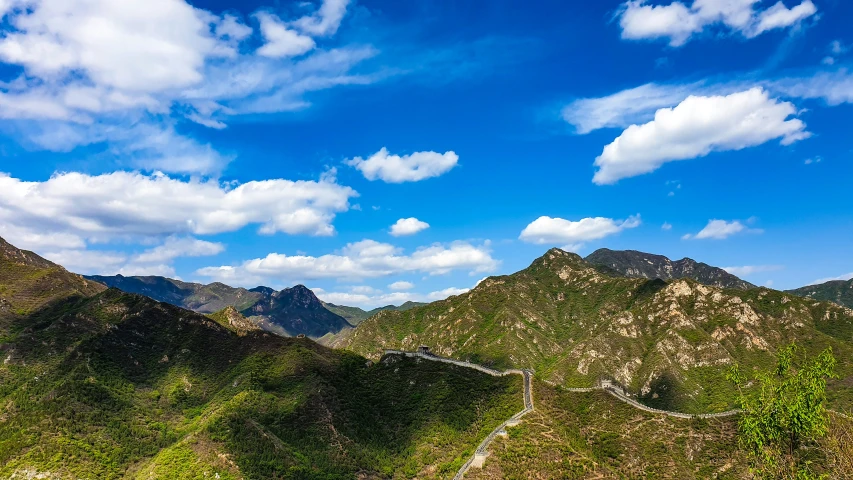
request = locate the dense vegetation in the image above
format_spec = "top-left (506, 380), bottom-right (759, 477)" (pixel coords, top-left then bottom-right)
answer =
top-left (339, 248), bottom-right (853, 413)
top-left (0, 290), bottom-right (522, 479)
top-left (1, 238), bottom-right (522, 478)
top-left (729, 344), bottom-right (840, 479)
top-left (788, 278), bottom-right (853, 309)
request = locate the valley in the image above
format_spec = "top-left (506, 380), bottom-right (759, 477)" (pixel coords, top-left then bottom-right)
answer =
top-left (3, 236), bottom-right (852, 478)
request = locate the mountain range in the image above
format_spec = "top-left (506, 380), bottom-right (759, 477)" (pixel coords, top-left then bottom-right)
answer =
top-left (3, 236), bottom-right (852, 477)
top-left (86, 274), bottom-right (353, 338)
top-left (337, 248), bottom-right (853, 413)
top-left (0, 236), bottom-right (525, 478)
top-left (584, 248), bottom-right (756, 290)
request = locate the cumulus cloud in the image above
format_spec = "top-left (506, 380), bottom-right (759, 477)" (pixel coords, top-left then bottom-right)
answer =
top-left (0, 170), bottom-right (356, 253)
top-left (255, 12), bottom-right (315, 58)
top-left (722, 265), bottom-right (783, 276)
top-left (196, 239), bottom-right (498, 283)
top-left (519, 215), bottom-right (641, 250)
top-left (38, 235), bottom-right (224, 277)
top-left (346, 148), bottom-right (459, 183)
top-left (389, 217), bottom-right (430, 237)
top-left (291, 0), bottom-right (350, 37)
top-left (618, 0), bottom-right (818, 47)
top-left (661, 222), bottom-right (673, 231)
top-left (0, 0), bottom-right (381, 174)
top-left (593, 88), bottom-right (809, 185)
top-left (682, 219), bottom-right (763, 240)
top-left (388, 281), bottom-right (414, 290)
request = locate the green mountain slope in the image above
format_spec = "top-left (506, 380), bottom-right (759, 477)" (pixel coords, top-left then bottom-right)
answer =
top-left (789, 278), bottom-right (853, 309)
top-left (585, 248), bottom-right (755, 289)
top-left (1, 290), bottom-right (521, 479)
top-left (338, 248), bottom-right (853, 413)
top-left (0, 236), bottom-right (105, 319)
top-left (323, 300), bottom-right (427, 326)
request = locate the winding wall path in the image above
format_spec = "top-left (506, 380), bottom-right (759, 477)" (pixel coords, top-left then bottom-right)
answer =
top-left (382, 351), bottom-right (532, 480)
top-left (383, 350), bottom-right (741, 479)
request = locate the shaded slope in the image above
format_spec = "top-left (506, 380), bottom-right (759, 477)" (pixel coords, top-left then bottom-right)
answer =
top-left (339, 248), bottom-right (853, 413)
top-left (789, 278), bottom-right (853, 309)
top-left (0, 288), bottom-right (521, 479)
top-left (241, 284), bottom-right (352, 338)
top-left (585, 248), bottom-right (755, 289)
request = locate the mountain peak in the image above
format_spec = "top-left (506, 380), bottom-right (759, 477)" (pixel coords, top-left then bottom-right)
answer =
top-left (584, 248), bottom-right (754, 290)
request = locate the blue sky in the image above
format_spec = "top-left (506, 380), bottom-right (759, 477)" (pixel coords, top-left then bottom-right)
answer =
top-left (0, 0), bottom-right (851, 307)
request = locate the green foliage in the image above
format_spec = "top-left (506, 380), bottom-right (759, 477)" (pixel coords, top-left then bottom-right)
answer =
top-left (728, 344), bottom-right (838, 479)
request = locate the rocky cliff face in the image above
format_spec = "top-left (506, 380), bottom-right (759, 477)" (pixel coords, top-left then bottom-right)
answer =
top-left (339, 248), bottom-right (853, 413)
top-left (585, 248), bottom-right (755, 290)
top-left (242, 285), bottom-right (352, 338)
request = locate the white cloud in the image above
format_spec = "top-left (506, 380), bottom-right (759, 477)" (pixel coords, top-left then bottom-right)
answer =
top-left (519, 214), bottom-right (641, 247)
top-left (313, 282), bottom-right (472, 309)
top-left (810, 272), bottom-right (853, 285)
top-left (722, 265), bottom-right (783, 276)
top-left (0, 0), bottom-right (229, 92)
top-left (346, 147), bottom-right (459, 183)
top-left (348, 285), bottom-right (380, 295)
top-left (0, 0), bottom-right (384, 175)
top-left (389, 217), bottom-right (430, 237)
top-left (292, 0), bottom-right (350, 37)
top-left (804, 156), bottom-right (821, 165)
top-left (562, 82), bottom-right (700, 134)
top-left (132, 236), bottom-right (225, 264)
top-left (661, 222), bottom-right (673, 231)
top-left (255, 12), bottom-right (315, 58)
top-left (618, 0), bottom-right (817, 47)
top-left (428, 286), bottom-right (469, 299)
top-left (388, 281), bottom-right (414, 291)
top-left (593, 88), bottom-right (809, 185)
top-left (0, 170), bottom-right (356, 252)
top-left (196, 239), bottom-right (499, 283)
top-left (682, 219), bottom-right (763, 240)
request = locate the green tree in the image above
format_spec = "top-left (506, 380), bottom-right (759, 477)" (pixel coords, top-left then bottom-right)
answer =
top-left (728, 344), bottom-right (837, 479)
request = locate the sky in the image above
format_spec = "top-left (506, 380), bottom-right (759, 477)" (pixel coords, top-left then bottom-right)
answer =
top-left (0, 0), bottom-right (851, 308)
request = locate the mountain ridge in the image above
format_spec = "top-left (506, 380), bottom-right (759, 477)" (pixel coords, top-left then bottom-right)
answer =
top-left (85, 274), bottom-right (355, 338)
top-left (788, 278), bottom-right (853, 309)
top-left (584, 248), bottom-right (755, 290)
top-left (338, 247), bottom-right (853, 413)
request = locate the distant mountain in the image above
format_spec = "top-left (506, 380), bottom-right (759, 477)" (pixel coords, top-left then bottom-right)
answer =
top-left (242, 284), bottom-right (353, 337)
top-left (323, 301), bottom-right (426, 326)
top-left (85, 274), bottom-right (263, 312)
top-left (788, 278), bottom-right (853, 309)
top-left (1, 236), bottom-right (105, 318)
top-left (339, 248), bottom-right (853, 413)
top-left (85, 274), bottom-right (352, 338)
top-left (585, 248), bottom-right (755, 290)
